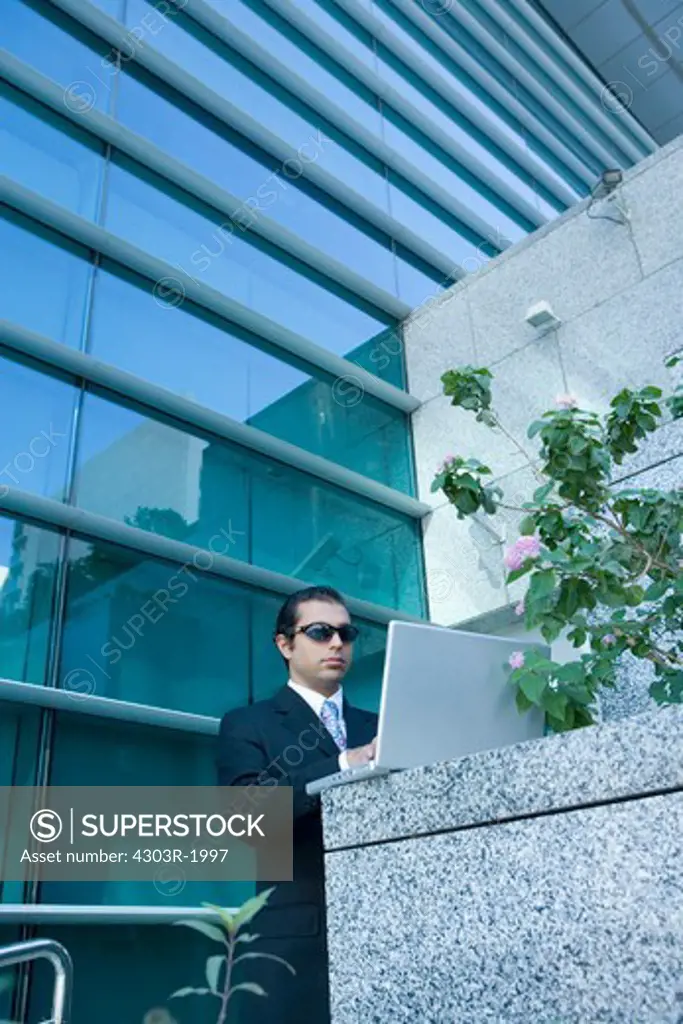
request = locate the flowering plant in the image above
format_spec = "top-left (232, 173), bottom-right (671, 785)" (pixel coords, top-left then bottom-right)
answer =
top-left (432, 361), bottom-right (683, 732)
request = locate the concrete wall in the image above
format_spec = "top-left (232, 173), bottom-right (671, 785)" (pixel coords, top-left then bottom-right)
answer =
top-left (404, 132), bottom-right (683, 720)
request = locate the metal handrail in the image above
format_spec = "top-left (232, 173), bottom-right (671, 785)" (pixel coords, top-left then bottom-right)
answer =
top-left (0, 938), bottom-right (72, 1023)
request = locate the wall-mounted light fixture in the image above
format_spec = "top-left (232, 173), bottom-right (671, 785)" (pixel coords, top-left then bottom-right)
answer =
top-left (524, 300), bottom-right (562, 331)
top-left (588, 169), bottom-right (630, 224)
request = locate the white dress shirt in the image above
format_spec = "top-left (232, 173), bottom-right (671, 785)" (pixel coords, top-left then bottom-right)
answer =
top-left (287, 679), bottom-right (350, 771)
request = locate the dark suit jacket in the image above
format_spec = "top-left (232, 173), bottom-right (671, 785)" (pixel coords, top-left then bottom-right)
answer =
top-left (216, 684), bottom-right (378, 1024)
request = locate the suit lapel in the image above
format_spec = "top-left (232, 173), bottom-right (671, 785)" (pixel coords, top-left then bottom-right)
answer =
top-left (272, 685), bottom-right (339, 760)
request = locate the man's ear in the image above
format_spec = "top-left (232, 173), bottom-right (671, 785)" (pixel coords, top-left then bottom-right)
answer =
top-left (274, 632), bottom-right (293, 661)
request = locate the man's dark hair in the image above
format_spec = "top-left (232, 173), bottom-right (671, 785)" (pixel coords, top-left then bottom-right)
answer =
top-left (274, 585), bottom-right (348, 642)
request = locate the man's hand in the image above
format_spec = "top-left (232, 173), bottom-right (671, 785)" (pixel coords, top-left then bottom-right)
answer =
top-left (345, 736), bottom-right (377, 768)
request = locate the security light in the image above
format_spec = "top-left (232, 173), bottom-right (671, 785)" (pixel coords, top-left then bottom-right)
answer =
top-left (599, 169), bottom-right (623, 194)
top-left (525, 301), bottom-right (561, 330)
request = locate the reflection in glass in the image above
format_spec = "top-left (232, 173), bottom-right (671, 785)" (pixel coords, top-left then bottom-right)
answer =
top-left (0, 514), bottom-right (61, 685)
top-left (58, 533), bottom-right (391, 713)
top-left (73, 391), bottom-right (424, 613)
top-left (0, 354), bottom-right (76, 503)
top-left (89, 263), bottom-right (414, 491)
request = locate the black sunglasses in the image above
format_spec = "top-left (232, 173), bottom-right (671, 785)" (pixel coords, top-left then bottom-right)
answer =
top-left (292, 622), bottom-right (359, 644)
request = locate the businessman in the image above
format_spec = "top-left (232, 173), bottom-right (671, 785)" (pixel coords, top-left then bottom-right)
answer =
top-left (216, 585), bottom-right (378, 1024)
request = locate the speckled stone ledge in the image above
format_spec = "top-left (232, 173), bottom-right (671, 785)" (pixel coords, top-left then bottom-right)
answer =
top-left (321, 703), bottom-right (683, 850)
top-left (325, 793), bottom-right (683, 1024)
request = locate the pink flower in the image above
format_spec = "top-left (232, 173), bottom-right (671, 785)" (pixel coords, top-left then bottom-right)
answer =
top-left (555, 393), bottom-right (578, 410)
top-left (515, 599), bottom-right (525, 616)
top-left (603, 634), bottom-right (617, 647)
top-left (504, 534), bottom-right (541, 571)
top-left (509, 651), bottom-right (525, 670)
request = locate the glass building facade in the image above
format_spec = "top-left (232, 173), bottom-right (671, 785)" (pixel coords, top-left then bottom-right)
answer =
top-left (0, 0), bottom-right (653, 1019)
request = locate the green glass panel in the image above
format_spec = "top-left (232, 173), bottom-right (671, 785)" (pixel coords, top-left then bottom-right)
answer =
top-left (0, 514), bottom-right (61, 685)
top-left (30, 923), bottom-right (227, 1024)
top-left (41, 713), bottom-right (249, 911)
top-left (0, 701), bottom-right (42, 905)
top-left (57, 533), bottom-right (393, 714)
top-left (73, 391), bottom-right (424, 614)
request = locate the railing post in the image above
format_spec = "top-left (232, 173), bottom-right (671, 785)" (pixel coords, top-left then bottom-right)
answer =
top-left (0, 938), bottom-right (73, 1023)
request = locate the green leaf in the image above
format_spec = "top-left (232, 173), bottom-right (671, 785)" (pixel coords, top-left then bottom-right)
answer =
top-left (206, 954), bottom-right (226, 994)
top-left (506, 561), bottom-right (533, 584)
top-left (515, 688), bottom-right (534, 713)
top-left (541, 689), bottom-right (569, 719)
top-left (201, 903), bottom-right (236, 933)
top-left (169, 987), bottom-right (214, 998)
top-left (235, 932), bottom-right (261, 945)
top-left (519, 515), bottom-right (536, 536)
top-left (173, 919), bottom-right (227, 945)
top-left (644, 579), bottom-right (670, 601)
top-left (533, 481), bottom-right (554, 504)
top-left (233, 952), bottom-right (296, 975)
top-left (527, 420), bottom-right (546, 439)
top-left (229, 982), bottom-right (267, 998)
top-left (229, 887), bottom-right (275, 933)
top-left (519, 671), bottom-right (547, 704)
top-left (665, 354), bottom-right (681, 368)
top-left (529, 569), bottom-right (556, 601)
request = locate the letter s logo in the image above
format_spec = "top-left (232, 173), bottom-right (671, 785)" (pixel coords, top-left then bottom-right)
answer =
top-left (30, 809), bottom-right (63, 842)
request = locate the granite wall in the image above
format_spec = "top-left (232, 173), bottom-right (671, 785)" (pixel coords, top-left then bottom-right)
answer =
top-left (321, 703), bottom-right (683, 1024)
top-left (403, 132), bottom-right (683, 720)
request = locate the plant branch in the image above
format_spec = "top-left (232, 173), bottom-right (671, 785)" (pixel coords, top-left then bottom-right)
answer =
top-left (217, 935), bottom-right (236, 1024)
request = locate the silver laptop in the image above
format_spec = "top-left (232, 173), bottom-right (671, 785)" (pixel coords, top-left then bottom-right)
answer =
top-left (306, 620), bottom-right (548, 796)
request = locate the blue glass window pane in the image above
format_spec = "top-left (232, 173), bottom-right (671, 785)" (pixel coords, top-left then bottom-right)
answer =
top-left (382, 111), bottom-right (529, 240)
top-left (0, 0), bottom-right (118, 116)
top-left (0, 514), bottom-right (61, 685)
top-left (123, 0), bottom-right (391, 211)
top-left (0, 81), bottom-right (105, 219)
top-left (394, 247), bottom-right (447, 309)
top-left (368, 0), bottom-right (594, 190)
top-left (0, 209), bottom-right (94, 347)
top-left (72, 391), bottom-right (424, 613)
top-left (386, 173), bottom-right (495, 268)
top-left (0, 355), bottom-right (75, 502)
top-left (201, 0), bottom-right (549, 228)
top-left (270, 0), bottom-right (379, 67)
top-left (204, 0), bottom-right (384, 135)
top-left (116, 66), bottom-right (402, 295)
top-left (376, 66), bottom-right (566, 219)
top-left (102, 154), bottom-right (394, 356)
top-left (89, 263), bottom-right (414, 491)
